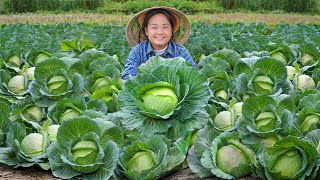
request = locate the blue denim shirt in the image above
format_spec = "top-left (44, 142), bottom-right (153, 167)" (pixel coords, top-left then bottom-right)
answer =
top-left (122, 41), bottom-right (195, 80)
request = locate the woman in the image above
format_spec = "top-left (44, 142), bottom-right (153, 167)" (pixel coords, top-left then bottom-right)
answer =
top-left (122, 6), bottom-right (195, 80)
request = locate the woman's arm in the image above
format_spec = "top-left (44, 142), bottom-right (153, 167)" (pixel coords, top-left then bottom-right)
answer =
top-left (122, 48), bottom-right (141, 80)
top-left (180, 47), bottom-right (196, 67)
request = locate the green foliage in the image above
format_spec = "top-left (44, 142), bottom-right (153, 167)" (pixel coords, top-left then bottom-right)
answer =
top-left (101, 0), bottom-right (221, 14)
top-left (4, 0), bottom-right (37, 13)
top-left (1, 0), bottom-right (319, 14)
top-left (3, 0), bottom-right (103, 13)
top-left (217, 0), bottom-right (319, 13)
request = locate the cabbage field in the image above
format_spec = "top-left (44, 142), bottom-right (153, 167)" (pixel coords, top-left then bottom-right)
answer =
top-left (0, 22), bottom-right (319, 179)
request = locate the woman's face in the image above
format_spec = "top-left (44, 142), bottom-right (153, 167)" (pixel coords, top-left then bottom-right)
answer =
top-left (145, 13), bottom-right (172, 50)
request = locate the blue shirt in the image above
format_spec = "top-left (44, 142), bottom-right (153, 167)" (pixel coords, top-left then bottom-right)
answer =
top-left (122, 41), bottom-right (195, 80)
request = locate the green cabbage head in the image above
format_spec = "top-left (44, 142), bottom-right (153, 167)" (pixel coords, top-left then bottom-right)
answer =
top-left (59, 108), bottom-right (82, 123)
top-left (72, 140), bottom-right (99, 165)
top-left (34, 52), bottom-right (50, 66)
top-left (301, 53), bottom-right (316, 66)
top-left (8, 75), bottom-right (26, 94)
top-left (270, 52), bottom-right (287, 64)
top-left (127, 151), bottom-right (155, 173)
top-left (21, 133), bottom-right (45, 158)
top-left (117, 136), bottom-right (186, 180)
top-left (47, 75), bottom-right (68, 95)
top-left (300, 114), bottom-right (320, 134)
top-left (253, 75), bottom-right (274, 94)
top-left (118, 56), bottom-right (210, 138)
top-left (22, 105), bottom-right (43, 122)
top-left (187, 130), bottom-right (255, 179)
top-left (213, 111), bottom-right (233, 131)
top-left (271, 149), bottom-right (302, 178)
top-left (47, 116), bottom-right (121, 179)
top-left (255, 112), bottom-right (276, 132)
top-left (297, 75), bottom-right (316, 90)
top-left (285, 66), bottom-right (297, 80)
top-left (6, 54), bottom-right (22, 68)
top-left (141, 86), bottom-right (178, 117)
top-left (216, 144), bottom-right (252, 177)
top-left (256, 137), bottom-right (318, 179)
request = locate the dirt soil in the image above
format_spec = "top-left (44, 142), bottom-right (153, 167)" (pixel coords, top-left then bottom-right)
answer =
top-left (0, 163), bottom-right (257, 180)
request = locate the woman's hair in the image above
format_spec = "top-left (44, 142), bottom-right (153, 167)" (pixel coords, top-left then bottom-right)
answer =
top-left (140, 9), bottom-right (176, 41)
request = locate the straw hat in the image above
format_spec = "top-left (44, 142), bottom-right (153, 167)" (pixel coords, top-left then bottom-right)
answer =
top-left (126, 6), bottom-right (191, 47)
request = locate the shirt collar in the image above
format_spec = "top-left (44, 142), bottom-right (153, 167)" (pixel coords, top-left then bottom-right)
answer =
top-left (146, 41), bottom-right (153, 54)
top-left (166, 42), bottom-right (174, 55)
top-left (146, 41), bottom-right (174, 55)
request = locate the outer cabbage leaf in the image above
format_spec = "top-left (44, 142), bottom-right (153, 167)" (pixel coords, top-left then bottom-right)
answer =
top-left (298, 93), bottom-right (320, 110)
top-left (78, 49), bottom-right (112, 69)
top-left (304, 129), bottom-right (320, 154)
top-left (0, 102), bottom-right (12, 146)
top-left (210, 48), bottom-right (241, 68)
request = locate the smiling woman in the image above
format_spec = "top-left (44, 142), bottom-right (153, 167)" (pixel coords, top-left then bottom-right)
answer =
top-left (122, 7), bottom-right (196, 80)
top-left (144, 12), bottom-right (173, 50)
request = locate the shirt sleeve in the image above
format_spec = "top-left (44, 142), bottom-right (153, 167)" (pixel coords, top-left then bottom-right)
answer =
top-left (180, 47), bottom-right (196, 67)
top-left (122, 47), bottom-right (141, 80)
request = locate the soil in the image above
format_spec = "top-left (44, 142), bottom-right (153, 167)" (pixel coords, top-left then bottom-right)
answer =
top-left (0, 163), bottom-right (257, 180)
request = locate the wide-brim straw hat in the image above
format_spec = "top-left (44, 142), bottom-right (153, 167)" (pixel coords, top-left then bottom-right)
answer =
top-left (126, 6), bottom-right (191, 47)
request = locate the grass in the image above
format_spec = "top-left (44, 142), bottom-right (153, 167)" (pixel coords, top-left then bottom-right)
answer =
top-left (0, 12), bottom-right (320, 26)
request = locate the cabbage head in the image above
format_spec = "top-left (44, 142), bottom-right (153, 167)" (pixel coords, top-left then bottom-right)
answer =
top-left (0, 70), bottom-right (29, 98)
top-left (213, 111), bottom-right (234, 131)
top-left (47, 97), bottom-right (107, 124)
top-left (254, 136), bottom-right (318, 180)
top-left (8, 75), bottom-right (27, 94)
top-left (118, 56), bottom-right (210, 139)
top-left (10, 96), bottom-right (45, 128)
top-left (116, 136), bottom-right (187, 180)
top-left (237, 95), bottom-right (299, 146)
top-left (0, 122), bottom-right (48, 168)
top-left (197, 56), bottom-right (232, 102)
top-left (296, 93), bottom-right (320, 135)
top-left (296, 74), bottom-right (316, 90)
top-left (20, 133), bottom-right (46, 158)
top-left (268, 44), bottom-right (294, 65)
top-left (5, 54), bottom-right (22, 68)
top-left (85, 54), bottom-right (123, 112)
top-left (233, 57), bottom-right (287, 96)
top-left (29, 58), bottom-right (84, 107)
top-left (187, 128), bottom-right (255, 179)
top-left (47, 116), bottom-right (122, 179)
